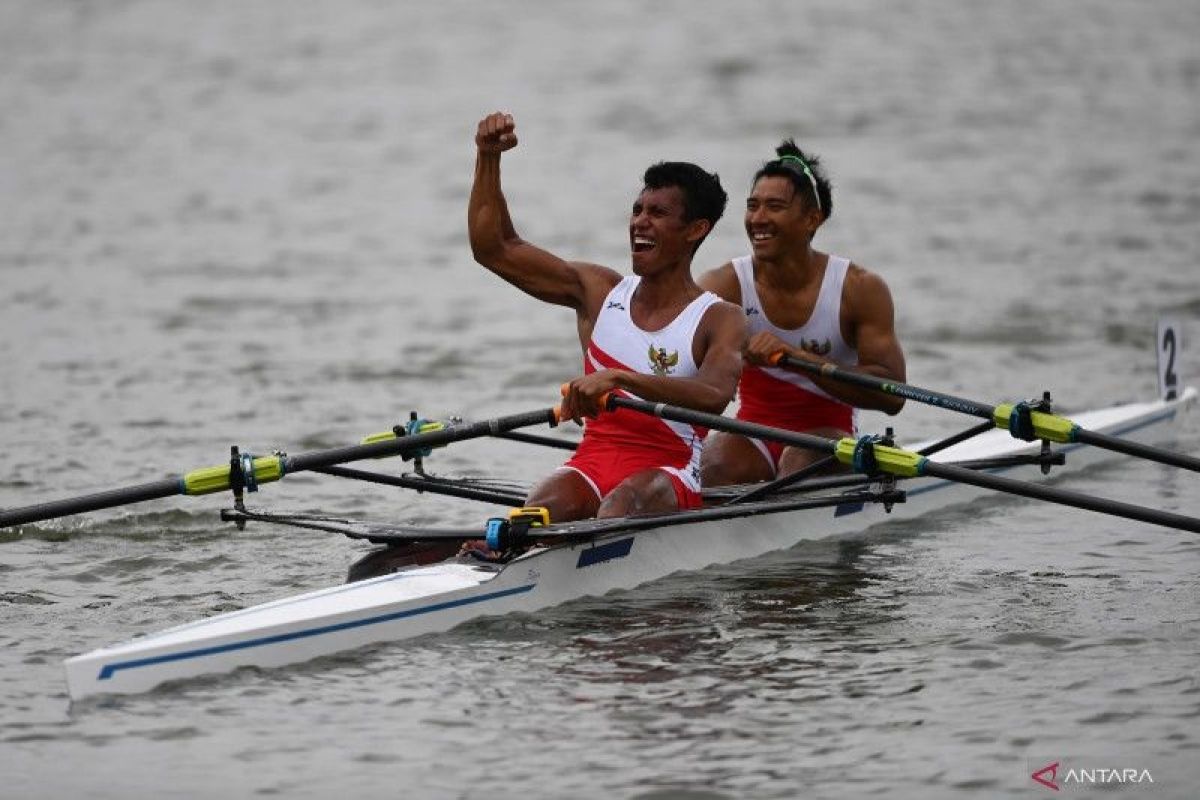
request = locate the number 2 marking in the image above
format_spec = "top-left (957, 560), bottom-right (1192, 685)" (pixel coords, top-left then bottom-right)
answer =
top-left (1161, 326), bottom-right (1178, 400)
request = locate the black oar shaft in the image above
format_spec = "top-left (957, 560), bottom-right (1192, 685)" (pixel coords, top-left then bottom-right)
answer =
top-left (277, 488), bottom-right (904, 545)
top-left (777, 355), bottom-right (994, 419)
top-left (313, 466), bottom-right (525, 506)
top-left (727, 454), bottom-right (839, 505)
top-left (0, 478), bottom-right (183, 529)
top-left (491, 431), bottom-right (579, 451)
top-left (608, 395), bottom-right (1200, 534)
top-left (923, 460), bottom-right (1200, 534)
top-left (777, 354), bottom-right (1200, 474)
top-left (1072, 428), bottom-right (1200, 472)
top-left (0, 407), bottom-right (560, 529)
top-left (607, 396), bottom-right (836, 454)
top-left (917, 420), bottom-right (997, 457)
top-left (284, 409), bottom-right (559, 473)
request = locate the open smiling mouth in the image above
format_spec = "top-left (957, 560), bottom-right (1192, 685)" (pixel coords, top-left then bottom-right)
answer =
top-left (632, 236), bottom-right (656, 253)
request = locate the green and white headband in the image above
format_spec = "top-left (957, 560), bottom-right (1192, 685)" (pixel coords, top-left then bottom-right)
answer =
top-left (777, 154), bottom-right (821, 212)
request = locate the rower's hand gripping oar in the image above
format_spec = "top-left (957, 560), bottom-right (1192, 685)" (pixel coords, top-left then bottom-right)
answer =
top-left (769, 352), bottom-right (1200, 474)
top-left (601, 393), bottom-right (1200, 535)
top-left (0, 406), bottom-right (566, 530)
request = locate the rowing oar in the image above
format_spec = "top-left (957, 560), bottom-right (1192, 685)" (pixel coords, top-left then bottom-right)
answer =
top-left (604, 395), bottom-right (1200, 534)
top-left (770, 353), bottom-right (1200, 474)
top-left (223, 486), bottom-right (903, 547)
top-left (0, 407), bottom-right (562, 529)
top-left (311, 466), bottom-right (526, 506)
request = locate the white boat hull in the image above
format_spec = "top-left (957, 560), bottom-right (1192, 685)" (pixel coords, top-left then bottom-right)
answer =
top-left (64, 388), bottom-right (1197, 699)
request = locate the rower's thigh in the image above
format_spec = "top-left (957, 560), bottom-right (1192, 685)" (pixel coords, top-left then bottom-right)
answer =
top-left (778, 426), bottom-right (850, 477)
top-left (598, 469), bottom-right (678, 518)
top-left (526, 469), bottom-right (600, 523)
top-left (701, 431), bottom-right (774, 486)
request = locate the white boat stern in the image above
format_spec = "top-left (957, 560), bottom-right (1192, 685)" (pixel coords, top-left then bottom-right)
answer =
top-left (64, 562), bottom-right (505, 700)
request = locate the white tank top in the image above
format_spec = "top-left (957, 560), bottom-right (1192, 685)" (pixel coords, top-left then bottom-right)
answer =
top-left (582, 276), bottom-right (721, 487)
top-left (732, 254), bottom-right (857, 403)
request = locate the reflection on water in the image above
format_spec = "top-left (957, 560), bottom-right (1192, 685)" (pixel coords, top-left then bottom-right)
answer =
top-left (484, 538), bottom-right (886, 694)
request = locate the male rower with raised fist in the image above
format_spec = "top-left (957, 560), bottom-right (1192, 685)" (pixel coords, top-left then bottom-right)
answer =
top-left (468, 111), bottom-right (745, 524)
top-left (698, 141), bottom-right (907, 485)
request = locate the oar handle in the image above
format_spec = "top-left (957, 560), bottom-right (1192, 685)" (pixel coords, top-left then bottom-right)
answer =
top-left (557, 382), bottom-right (612, 422)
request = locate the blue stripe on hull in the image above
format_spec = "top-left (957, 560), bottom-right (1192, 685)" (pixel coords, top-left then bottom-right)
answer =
top-left (576, 537), bottom-right (634, 568)
top-left (834, 501), bottom-right (865, 517)
top-left (97, 582), bottom-right (537, 681)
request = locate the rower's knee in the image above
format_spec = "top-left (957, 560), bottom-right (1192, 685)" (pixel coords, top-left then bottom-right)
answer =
top-left (777, 428), bottom-right (850, 477)
top-left (598, 470), bottom-right (676, 518)
top-left (701, 433), bottom-right (773, 487)
top-left (700, 459), bottom-right (738, 487)
top-left (526, 471), bottom-right (598, 523)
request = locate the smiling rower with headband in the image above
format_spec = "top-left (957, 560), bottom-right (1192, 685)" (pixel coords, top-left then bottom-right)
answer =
top-left (697, 139), bottom-right (908, 486)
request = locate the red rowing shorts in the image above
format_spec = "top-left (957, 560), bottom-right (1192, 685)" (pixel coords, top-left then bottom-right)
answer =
top-left (736, 388), bottom-right (854, 474)
top-left (558, 437), bottom-right (703, 510)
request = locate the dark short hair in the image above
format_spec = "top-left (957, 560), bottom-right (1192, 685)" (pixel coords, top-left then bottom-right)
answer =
top-left (642, 161), bottom-right (728, 253)
top-left (755, 139), bottom-right (833, 220)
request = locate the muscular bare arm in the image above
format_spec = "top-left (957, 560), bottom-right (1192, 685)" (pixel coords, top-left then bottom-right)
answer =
top-left (768, 265), bottom-right (906, 414)
top-left (696, 263), bottom-right (742, 307)
top-left (561, 301), bottom-right (746, 420)
top-left (467, 112), bottom-right (620, 315)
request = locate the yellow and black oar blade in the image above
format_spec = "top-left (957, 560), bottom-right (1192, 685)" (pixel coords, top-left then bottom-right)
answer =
top-left (0, 406), bottom-right (562, 530)
top-left (605, 394), bottom-right (1200, 535)
top-left (772, 353), bottom-right (1200, 474)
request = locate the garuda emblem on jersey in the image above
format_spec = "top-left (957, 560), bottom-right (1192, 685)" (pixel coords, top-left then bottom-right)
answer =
top-left (648, 345), bottom-right (679, 376)
top-left (800, 338), bottom-right (832, 356)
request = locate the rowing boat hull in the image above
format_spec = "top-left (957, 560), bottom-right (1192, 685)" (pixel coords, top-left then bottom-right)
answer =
top-left (64, 388), bottom-right (1196, 699)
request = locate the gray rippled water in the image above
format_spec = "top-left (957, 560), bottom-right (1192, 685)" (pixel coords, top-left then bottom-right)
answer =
top-left (2, 1), bottom-right (1199, 798)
